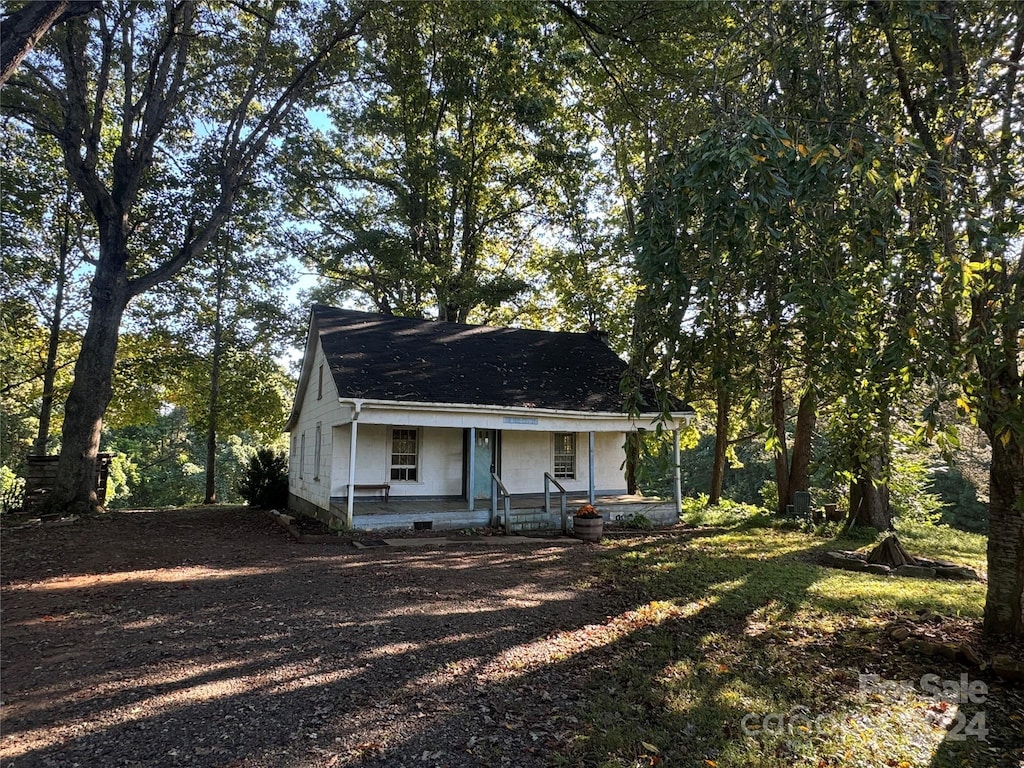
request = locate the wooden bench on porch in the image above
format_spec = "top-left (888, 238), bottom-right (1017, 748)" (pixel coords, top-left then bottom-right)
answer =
top-left (351, 483), bottom-right (390, 502)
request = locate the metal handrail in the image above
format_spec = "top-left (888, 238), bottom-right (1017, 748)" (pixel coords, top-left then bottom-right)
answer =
top-left (544, 472), bottom-right (569, 534)
top-left (491, 471), bottom-right (511, 534)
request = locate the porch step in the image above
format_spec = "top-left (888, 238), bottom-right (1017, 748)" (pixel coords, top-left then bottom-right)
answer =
top-left (506, 508), bottom-right (559, 533)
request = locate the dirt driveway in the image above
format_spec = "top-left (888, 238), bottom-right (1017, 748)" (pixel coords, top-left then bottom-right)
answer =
top-left (1, 507), bottom-right (618, 767)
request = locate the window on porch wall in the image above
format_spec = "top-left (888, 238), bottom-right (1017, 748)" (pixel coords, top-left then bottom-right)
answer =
top-left (391, 428), bottom-right (418, 481)
top-left (553, 433), bottom-right (576, 479)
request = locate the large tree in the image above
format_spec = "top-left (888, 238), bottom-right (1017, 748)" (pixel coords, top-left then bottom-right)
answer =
top-left (3, 1), bottom-right (363, 513)
top-left (282, 0), bottom-right (583, 322)
top-left (861, 1), bottom-right (1023, 635)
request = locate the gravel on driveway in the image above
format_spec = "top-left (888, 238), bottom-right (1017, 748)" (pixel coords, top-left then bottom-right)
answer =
top-left (0, 507), bottom-right (630, 768)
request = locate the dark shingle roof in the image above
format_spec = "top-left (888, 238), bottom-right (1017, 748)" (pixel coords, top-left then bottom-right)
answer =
top-left (312, 305), bottom-right (677, 414)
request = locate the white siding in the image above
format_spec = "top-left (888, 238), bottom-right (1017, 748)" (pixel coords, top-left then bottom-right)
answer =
top-left (500, 430), bottom-right (626, 495)
top-left (288, 342), bottom-right (340, 513)
top-left (325, 426), bottom-right (625, 500)
top-left (418, 427), bottom-right (464, 496)
top-left (333, 425), bottom-right (464, 498)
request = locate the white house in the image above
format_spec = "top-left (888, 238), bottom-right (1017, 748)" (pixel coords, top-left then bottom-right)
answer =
top-left (285, 305), bottom-right (694, 531)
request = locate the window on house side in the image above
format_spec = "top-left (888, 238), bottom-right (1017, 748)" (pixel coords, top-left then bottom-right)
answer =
top-left (314, 423), bottom-right (322, 480)
top-left (317, 364), bottom-right (323, 400)
top-left (390, 428), bottom-right (418, 482)
top-left (299, 431), bottom-right (306, 479)
top-left (554, 433), bottom-right (576, 479)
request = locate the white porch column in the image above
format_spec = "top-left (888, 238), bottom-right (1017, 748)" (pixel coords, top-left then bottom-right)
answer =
top-left (588, 431), bottom-right (596, 504)
top-left (467, 426), bottom-right (476, 512)
top-left (673, 427), bottom-right (682, 517)
top-left (346, 415), bottom-right (359, 528)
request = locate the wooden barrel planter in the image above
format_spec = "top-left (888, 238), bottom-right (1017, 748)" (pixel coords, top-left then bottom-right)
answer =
top-left (573, 515), bottom-right (604, 543)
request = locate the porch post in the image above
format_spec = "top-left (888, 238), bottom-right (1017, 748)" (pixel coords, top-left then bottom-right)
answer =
top-left (673, 427), bottom-right (682, 517)
top-left (346, 416), bottom-right (359, 528)
top-left (588, 431), bottom-right (595, 504)
top-left (467, 426), bottom-right (476, 512)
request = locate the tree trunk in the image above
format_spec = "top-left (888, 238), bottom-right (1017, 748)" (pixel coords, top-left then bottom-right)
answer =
top-left (624, 431), bottom-right (640, 494)
top-left (709, 379), bottom-right (729, 505)
top-left (850, 400), bottom-right (892, 531)
top-left (771, 370), bottom-right (789, 515)
top-left (33, 191), bottom-right (70, 456)
top-left (983, 431), bottom-right (1024, 637)
top-left (203, 257), bottom-right (224, 505)
top-left (50, 243), bottom-right (129, 514)
top-left (850, 463), bottom-right (892, 531)
top-left (787, 387), bottom-right (816, 502)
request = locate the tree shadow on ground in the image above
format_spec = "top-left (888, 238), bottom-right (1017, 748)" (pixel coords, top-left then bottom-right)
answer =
top-left (1, 509), bottom-right (1018, 767)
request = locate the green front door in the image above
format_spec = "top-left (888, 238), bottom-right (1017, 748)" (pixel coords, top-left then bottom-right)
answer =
top-left (473, 429), bottom-right (495, 499)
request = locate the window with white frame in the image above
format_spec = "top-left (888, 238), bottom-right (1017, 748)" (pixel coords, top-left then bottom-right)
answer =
top-left (553, 433), bottom-right (576, 479)
top-left (390, 428), bottom-right (419, 481)
top-left (299, 431), bottom-right (306, 478)
top-left (317, 364), bottom-right (324, 399)
top-left (314, 423), bottom-right (322, 480)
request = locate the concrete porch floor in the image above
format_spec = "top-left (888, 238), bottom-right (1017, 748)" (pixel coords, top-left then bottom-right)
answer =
top-left (340, 492), bottom-right (672, 516)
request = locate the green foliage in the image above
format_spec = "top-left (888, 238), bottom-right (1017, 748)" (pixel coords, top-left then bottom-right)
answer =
top-left (101, 410), bottom-right (274, 509)
top-left (928, 465), bottom-right (988, 532)
top-left (758, 478), bottom-right (779, 513)
top-left (103, 452), bottom-right (136, 505)
top-left (615, 512), bottom-right (654, 531)
top-left (0, 466), bottom-right (25, 515)
top-left (639, 431), bottom-right (774, 505)
top-left (281, 0), bottom-right (586, 322)
top-left (102, 412), bottom-right (200, 508)
top-left (888, 450), bottom-right (946, 526)
top-left (679, 494), bottom-right (769, 528)
top-left (236, 448), bottom-right (289, 510)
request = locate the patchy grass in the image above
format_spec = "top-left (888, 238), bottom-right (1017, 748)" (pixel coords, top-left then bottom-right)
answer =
top-left (888, 522), bottom-right (989, 575)
top-left (557, 522), bottom-right (1020, 768)
top-left (680, 495), bottom-right (771, 528)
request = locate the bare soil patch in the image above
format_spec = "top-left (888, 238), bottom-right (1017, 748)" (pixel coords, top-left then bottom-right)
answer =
top-left (1, 506), bottom-right (620, 767)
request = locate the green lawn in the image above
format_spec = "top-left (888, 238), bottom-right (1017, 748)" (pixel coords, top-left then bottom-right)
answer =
top-left (558, 519), bottom-right (1021, 768)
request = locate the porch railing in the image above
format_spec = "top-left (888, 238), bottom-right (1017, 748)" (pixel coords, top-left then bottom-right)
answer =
top-left (544, 472), bottom-right (569, 534)
top-left (491, 472), bottom-right (511, 534)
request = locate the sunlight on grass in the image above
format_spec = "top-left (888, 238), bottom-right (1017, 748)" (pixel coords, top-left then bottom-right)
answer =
top-left (708, 577), bottom-right (748, 596)
top-left (561, 520), bottom-right (1002, 768)
top-left (807, 571), bottom-right (985, 618)
top-left (834, 521), bottom-right (989, 575)
top-left (480, 598), bottom-right (714, 682)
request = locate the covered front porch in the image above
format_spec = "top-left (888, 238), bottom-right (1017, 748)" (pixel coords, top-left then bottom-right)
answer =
top-left (326, 398), bottom-right (692, 532)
